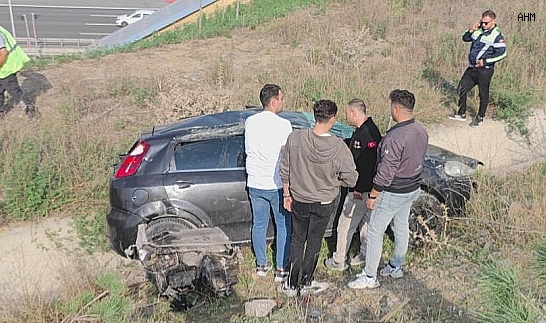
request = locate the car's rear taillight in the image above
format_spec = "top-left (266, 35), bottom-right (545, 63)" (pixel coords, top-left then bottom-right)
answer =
top-left (115, 140), bottom-right (150, 179)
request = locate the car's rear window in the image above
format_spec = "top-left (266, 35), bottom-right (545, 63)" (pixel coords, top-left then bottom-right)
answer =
top-left (173, 136), bottom-right (245, 171)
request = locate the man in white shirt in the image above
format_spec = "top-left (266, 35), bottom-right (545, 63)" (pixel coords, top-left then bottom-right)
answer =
top-left (245, 84), bottom-right (292, 282)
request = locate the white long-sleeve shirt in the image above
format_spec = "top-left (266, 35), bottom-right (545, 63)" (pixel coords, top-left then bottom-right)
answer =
top-left (245, 111), bottom-right (292, 190)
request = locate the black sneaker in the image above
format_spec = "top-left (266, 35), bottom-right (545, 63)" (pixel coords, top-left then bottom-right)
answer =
top-left (470, 115), bottom-right (484, 128)
top-left (0, 107), bottom-right (8, 119)
top-left (448, 113), bottom-right (467, 121)
top-left (274, 269), bottom-right (289, 282)
top-left (24, 106), bottom-right (35, 120)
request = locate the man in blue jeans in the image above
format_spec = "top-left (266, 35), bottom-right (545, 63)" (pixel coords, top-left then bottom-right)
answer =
top-left (245, 84), bottom-right (293, 282)
top-left (348, 89), bottom-right (428, 289)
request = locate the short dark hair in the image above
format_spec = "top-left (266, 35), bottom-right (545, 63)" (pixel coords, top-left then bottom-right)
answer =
top-left (259, 84), bottom-right (281, 108)
top-left (346, 98), bottom-right (367, 114)
top-left (389, 89), bottom-right (415, 111)
top-left (313, 100), bottom-right (338, 123)
top-left (482, 10), bottom-right (496, 19)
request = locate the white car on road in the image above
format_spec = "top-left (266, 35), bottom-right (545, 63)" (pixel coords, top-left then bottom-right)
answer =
top-left (116, 9), bottom-right (157, 27)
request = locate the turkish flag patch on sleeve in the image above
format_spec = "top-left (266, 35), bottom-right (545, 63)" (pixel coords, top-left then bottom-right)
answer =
top-left (367, 141), bottom-right (378, 148)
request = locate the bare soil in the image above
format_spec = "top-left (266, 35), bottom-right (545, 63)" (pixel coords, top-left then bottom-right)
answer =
top-left (1, 3), bottom-right (545, 321)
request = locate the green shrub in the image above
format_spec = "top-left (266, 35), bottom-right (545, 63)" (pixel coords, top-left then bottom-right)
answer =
top-left (474, 261), bottom-right (540, 322)
top-left (1, 134), bottom-right (67, 220)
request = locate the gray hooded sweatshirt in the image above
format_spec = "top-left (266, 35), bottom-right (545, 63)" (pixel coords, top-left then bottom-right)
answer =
top-left (280, 128), bottom-right (358, 203)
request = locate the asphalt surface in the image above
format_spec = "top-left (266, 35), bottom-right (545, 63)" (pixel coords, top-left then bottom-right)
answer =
top-left (0, 0), bottom-right (170, 41)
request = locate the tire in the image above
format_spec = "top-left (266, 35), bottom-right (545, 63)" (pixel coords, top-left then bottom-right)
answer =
top-left (120, 21), bottom-right (128, 27)
top-left (146, 217), bottom-right (198, 245)
top-left (408, 191), bottom-right (445, 249)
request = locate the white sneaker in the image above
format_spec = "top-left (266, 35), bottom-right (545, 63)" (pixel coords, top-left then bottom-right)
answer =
top-left (281, 282), bottom-right (298, 298)
top-left (348, 275), bottom-right (380, 289)
top-left (350, 254), bottom-right (365, 266)
top-left (300, 280), bottom-right (330, 296)
top-left (379, 263), bottom-right (404, 278)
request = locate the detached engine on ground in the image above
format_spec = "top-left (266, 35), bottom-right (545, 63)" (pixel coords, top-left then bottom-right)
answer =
top-left (131, 218), bottom-right (239, 310)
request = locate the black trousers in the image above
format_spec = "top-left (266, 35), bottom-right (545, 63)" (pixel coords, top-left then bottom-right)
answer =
top-left (287, 194), bottom-right (340, 289)
top-left (457, 67), bottom-right (494, 118)
top-left (0, 73), bottom-right (29, 108)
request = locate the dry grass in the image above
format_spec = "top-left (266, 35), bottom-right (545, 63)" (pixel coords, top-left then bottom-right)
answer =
top-left (0, 0), bottom-right (545, 321)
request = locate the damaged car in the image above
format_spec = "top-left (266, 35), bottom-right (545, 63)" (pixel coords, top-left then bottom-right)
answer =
top-left (106, 108), bottom-right (482, 306)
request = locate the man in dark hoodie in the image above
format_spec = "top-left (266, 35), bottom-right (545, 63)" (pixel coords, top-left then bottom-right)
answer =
top-left (280, 99), bottom-right (358, 297)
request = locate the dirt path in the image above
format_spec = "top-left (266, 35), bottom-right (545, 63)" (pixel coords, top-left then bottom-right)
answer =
top-left (428, 107), bottom-right (546, 174)
top-left (0, 108), bottom-right (544, 307)
top-left (0, 217), bottom-right (132, 306)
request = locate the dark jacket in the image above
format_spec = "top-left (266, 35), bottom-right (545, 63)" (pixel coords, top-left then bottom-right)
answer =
top-left (373, 119), bottom-right (428, 194)
top-left (463, 25), bottom-right (506, 68)
top-left (349, 117), bottom-right (382, 193)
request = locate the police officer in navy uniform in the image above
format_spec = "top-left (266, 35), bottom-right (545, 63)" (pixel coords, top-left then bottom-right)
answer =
top-left (449, 10), bottom-right (506, 127)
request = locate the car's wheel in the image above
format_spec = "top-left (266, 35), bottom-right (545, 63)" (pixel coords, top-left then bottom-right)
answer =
top-left (120, 21), bottom-right (128, 27)
top-left (146, 216), bottom-right (198, 245)
top-left (408, 191), bottom-right (445, 249)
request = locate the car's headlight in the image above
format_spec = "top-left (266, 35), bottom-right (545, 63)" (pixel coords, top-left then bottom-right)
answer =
top-left (444, 160), bottom-right (476, 177)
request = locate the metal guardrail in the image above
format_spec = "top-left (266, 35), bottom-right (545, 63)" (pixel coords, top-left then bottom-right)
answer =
top-left (17, 38), bottom-right (96, 56)
top-left (90, 0), bottom-right (219, 50)
top-left (16, 37), bottom-right (96, 48)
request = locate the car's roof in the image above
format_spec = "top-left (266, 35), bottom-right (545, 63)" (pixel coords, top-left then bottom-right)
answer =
top-left (143, 109), bottom-right (313, 141)
top-left (139, 108), bottom-right (482, 165)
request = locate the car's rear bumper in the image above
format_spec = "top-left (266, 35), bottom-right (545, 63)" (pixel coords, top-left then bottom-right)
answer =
top-left (106, 207), bottom-right (144, 258)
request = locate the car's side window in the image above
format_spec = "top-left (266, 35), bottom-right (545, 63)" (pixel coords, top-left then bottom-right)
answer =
top-left (173, 136), bottom-right (245, 171)
top-left (227, 136), bottom-right (246, 168)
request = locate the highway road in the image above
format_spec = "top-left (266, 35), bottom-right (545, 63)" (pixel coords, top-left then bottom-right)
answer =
top-left (0, 0), bottom-right (170, 43)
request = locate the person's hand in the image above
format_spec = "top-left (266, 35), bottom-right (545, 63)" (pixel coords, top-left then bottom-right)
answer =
top-left (353, 191), bottom-right (363, 200)
top-left (476, 59), bottom-right (484, 67)
top-left (283, 196), bottom-right (293, 212)
top-left (366, 197), bottom-right (376, 210)
top-left (470, 21), bottom-right (480, 32)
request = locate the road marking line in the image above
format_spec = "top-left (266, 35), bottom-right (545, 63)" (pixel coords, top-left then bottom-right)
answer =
top-left (90, 15), bottom-right (119, 18)
top-left (0, 4), bottom-right (159, 10)
top-left (85, 23), bottom-right (118, 26)
top-left (79, 33), bottom-right (112, 36)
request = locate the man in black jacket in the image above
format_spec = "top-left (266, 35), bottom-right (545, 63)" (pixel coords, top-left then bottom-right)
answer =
top-left (324, 98), bottom-right (381, 271)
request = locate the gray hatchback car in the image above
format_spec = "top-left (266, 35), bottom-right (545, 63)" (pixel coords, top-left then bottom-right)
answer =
top-left (106, 108), bottom-right (482, 306)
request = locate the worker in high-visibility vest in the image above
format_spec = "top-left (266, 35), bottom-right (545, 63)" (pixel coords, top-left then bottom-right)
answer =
top-left (0, 25), bottom-right (35, 119)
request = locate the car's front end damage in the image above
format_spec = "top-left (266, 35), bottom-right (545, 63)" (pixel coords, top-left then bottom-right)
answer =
top-left (406, 144), bottom-right (483, 248)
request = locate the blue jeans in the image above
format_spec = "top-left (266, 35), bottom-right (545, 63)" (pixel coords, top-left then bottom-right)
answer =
top-left (248, 187), bottom-right (291, 270)
top-left (364, 189), bottom-right (420, 277)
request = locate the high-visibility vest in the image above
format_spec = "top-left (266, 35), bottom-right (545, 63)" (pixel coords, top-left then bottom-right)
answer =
top-left (0, 26), bottom-right (30, 79)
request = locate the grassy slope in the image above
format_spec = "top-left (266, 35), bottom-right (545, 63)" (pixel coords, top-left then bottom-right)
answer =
top-left (1, 0), bottom-right (546, 321)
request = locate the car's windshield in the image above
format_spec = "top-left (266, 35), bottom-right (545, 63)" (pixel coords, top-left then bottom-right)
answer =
top-left (301, 112), bottom-right (353, 139)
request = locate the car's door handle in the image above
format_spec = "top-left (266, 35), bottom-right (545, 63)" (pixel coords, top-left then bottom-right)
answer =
top-left (175, 181), bottom-right (193, 189)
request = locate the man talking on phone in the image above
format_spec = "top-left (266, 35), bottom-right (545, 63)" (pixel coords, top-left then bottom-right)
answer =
top-left (448, 10), bottom-right (506, 128)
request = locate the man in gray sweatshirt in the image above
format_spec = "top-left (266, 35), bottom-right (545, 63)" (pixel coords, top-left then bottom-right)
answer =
top-left (348, 89), bottom-right (428, 290)
top-left (280, 99), bottom-right (358, 297)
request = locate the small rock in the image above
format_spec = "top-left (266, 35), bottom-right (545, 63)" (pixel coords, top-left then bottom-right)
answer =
top-left (309, 310), bottom-right (321, 318)
top-left (244, 299), bottom-right (277, 317)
